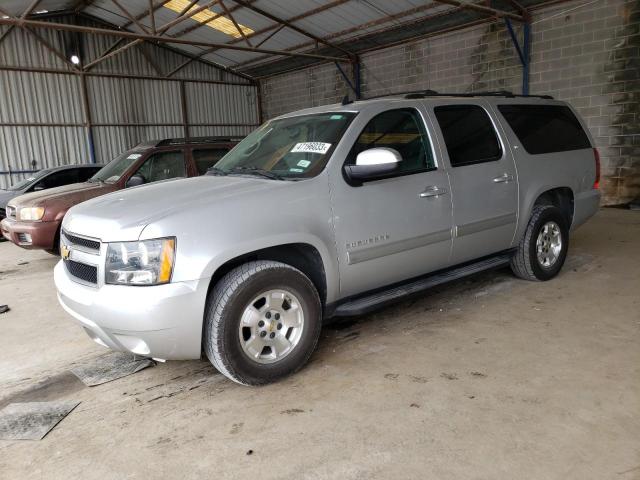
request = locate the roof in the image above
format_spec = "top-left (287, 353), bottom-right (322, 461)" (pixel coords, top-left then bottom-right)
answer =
top-left (49, 163), bottom-right (105, 170)
top-left (272, 90), bottom-right (565, 119)
top-left (0, 0), bottom-right (562, 79)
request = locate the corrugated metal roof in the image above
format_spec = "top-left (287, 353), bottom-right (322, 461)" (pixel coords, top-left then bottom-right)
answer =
top-left (2, 1), bottom-right (552, 78)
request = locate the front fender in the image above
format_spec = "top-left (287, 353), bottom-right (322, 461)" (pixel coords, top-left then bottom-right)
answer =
top-left (199, 233), bottom-right (339, 304)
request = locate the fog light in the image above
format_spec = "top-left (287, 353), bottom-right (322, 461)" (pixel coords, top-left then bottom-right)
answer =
top-left (18, 233), bottom-right (32, 244)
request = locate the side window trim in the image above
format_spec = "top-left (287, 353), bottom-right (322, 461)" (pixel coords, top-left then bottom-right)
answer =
top-left (343, 106), bottom-right (438, 185)
top-left (432, 103), bottom-right (505, 168)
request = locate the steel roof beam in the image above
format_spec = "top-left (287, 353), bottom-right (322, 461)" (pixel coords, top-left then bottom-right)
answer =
top-left (218, 0), bottom-right (252, 47)
top-left (0, 16), bottom-right (350, 63)
top-left (228, 0), bottom-right (355, 58)
top-left (148, 0), bottom-right (156, 33)
top-left (21, 0), bottom-right (42, 19)
top-left (23, 26), bottom-right (78, 69)
top-left (169, 0), bottom-right (254, 38)
top-left (84, 38), bottom-right (143, 70)
top-left (186, 0), bottom-right (350, 61)
top-left (77, 11), bottom-right (256, 82)
top-left (232, 2), bottom-right (442, 70)
top-left (157, 0), bottom-right (221, 35)
top-left (111, 0), bottom-right (150, 34)
top-left (431, 0), bottom-right (523, 21)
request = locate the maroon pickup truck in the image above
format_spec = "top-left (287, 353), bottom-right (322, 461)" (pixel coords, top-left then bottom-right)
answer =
top-left (1, 136), bottom-right (240, 253)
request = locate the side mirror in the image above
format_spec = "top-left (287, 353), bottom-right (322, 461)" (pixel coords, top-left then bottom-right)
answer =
top-left (343, 148), bottom-right (402, 185)
top-left (126, 174), bottom-right (146, 188)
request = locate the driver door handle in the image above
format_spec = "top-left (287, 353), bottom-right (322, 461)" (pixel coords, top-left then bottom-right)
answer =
top-left (420, 186), bottom-right (448, 198)
top-left (493, 173), bottom-right (514, 183)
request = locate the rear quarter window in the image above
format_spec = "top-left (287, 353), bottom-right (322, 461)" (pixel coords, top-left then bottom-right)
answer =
top-left (497, 104), bottom-right (591, 154)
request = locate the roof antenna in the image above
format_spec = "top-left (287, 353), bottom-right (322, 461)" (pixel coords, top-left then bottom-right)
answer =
top-left (341, 95), bottom-right (353, 105)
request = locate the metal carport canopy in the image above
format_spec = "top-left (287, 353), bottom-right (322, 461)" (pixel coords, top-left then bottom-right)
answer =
top-left (0, 0), bottom-right (575, 83)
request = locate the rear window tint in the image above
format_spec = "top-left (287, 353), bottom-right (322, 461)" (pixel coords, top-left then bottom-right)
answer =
top-left (498, 105), bottom-right (591, 154)
top-left (434, 105), bottom-right (502, 167)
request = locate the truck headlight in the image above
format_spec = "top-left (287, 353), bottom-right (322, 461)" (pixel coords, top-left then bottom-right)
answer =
top-left (105, 238), bottom-right (176, 286)
top-left (19, 207), bottom-right (45, 221)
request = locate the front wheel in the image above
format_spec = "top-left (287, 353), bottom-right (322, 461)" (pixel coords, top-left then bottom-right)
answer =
top-left (203, 260), bottom-right (322, 385)
top-left (510, 205), bottom-right (569, 281)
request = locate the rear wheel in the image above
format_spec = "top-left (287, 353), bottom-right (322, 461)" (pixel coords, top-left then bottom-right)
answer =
top-left (203, 260), bottom-right (322, 385)
top-left (510, 205), bottom-right (569, 281)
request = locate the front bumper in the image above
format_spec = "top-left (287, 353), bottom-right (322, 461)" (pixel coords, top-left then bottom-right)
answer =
top-left (54, 261), bottom-right (209, 360)
top-left (0, 216), bottom-right (59, 250)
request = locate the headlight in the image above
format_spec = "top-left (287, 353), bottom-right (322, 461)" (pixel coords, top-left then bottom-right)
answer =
top-left (105, 238), bottom-right (176, 286)
top-left (19, 207), bottom-right (45, 221)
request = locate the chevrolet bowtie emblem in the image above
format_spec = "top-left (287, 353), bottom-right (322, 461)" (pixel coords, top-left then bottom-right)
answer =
top-left (61, 244), bottom-right (71, 260)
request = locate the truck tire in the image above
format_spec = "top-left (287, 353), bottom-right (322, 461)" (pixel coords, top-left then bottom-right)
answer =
top-left (510, 204), bottom-right (569, 281)
top-left (203, 260), bottom-right (322, 385)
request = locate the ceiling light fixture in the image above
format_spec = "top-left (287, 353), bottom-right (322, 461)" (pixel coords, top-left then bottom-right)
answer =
top-left (163, 0), bottom-right (253, 38)
top-left (70, 55), bottom-right (80, 65)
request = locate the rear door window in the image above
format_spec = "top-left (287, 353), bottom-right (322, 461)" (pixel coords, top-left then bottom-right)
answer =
top-left (193, 148), bottom-right (229, 175)
top-left (497, 104), bottom-right (591, 154)
top-left (135, 151), bottom-right (186, 183)
top-left (434, 105), bottom-right (502, 167)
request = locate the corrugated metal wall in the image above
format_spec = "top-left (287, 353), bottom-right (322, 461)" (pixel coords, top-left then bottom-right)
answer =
top-left (0, 17), bottom-right (259, 189)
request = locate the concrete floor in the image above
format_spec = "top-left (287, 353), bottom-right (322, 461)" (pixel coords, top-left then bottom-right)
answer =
top-left (0, 208), bottom-right (638, 479)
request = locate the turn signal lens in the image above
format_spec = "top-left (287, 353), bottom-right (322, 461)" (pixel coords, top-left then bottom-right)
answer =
top-left (158, 238), bottom-right (175, 284)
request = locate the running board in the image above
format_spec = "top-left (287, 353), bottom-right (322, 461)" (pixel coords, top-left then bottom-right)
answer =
top-left (332, 252), bottom-right (513, 317)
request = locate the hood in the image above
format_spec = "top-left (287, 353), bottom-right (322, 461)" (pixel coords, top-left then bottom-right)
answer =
top-left (0, 190), bottom-right (17, 210)
top-left (10, 182), bottom-right (117, 221)
top-left (64, 176), bottom-right (282, 242)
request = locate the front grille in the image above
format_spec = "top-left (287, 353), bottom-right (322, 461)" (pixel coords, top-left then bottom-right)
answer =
top-left (64, 259), bottom-right (98, 284)
top-left (6, 206), bottom-right (16, 219)
top-left (62, 230), bottom-right (100, 252)
top-left (0, 208), bottom-right (5, 220)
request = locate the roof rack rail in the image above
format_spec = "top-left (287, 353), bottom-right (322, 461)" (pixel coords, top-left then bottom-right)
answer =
top-left (154, 136), bottom-right (244, 147)
top-left (365, 89), bottom-right (554, 100)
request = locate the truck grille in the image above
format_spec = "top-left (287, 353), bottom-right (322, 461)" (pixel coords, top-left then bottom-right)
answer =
top-left (62, 230), bottom-right (100, 253)
top-left (64, 259), bottom-right (98, 285)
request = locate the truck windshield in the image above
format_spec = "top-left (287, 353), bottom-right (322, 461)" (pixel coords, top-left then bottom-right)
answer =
top-left (212, 112), bottom-right (357, 179)
top-left (90, 151), bottom-right (144, 184)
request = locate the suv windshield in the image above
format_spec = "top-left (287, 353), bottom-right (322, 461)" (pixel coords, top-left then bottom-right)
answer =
top-left (212, 112), bottom-right (357, 179)
top-left (7, 168), bottom-right (53, 191)
top-left (90, 151), bottom-right (144, 184)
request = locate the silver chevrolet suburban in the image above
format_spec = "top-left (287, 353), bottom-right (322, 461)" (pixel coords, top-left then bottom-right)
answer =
top-left (55, 92), bottom-right (601, 385)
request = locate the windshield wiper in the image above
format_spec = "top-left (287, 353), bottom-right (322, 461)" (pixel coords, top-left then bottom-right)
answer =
top-left (207, 167), bottom-right (228, 176)
top-left (227, 166), bottom-right (285, 181)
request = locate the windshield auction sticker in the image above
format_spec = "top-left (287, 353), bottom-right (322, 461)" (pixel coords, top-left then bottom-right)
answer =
top-left (291, 142), bottom-right (332, 154)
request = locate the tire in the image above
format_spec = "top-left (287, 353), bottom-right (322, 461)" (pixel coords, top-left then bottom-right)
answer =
top-left (510, 204), bottom-right (569, 281)
top-left (203, 260), bottom-right (322, 386)
top-left (46, 227), bottom-right (62, 256)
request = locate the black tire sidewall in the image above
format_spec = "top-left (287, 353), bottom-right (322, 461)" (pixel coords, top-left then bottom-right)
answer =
top-left (216, 267), bottom-right (321, 384)
top-left (527, 206), bottom-right (569, 281)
